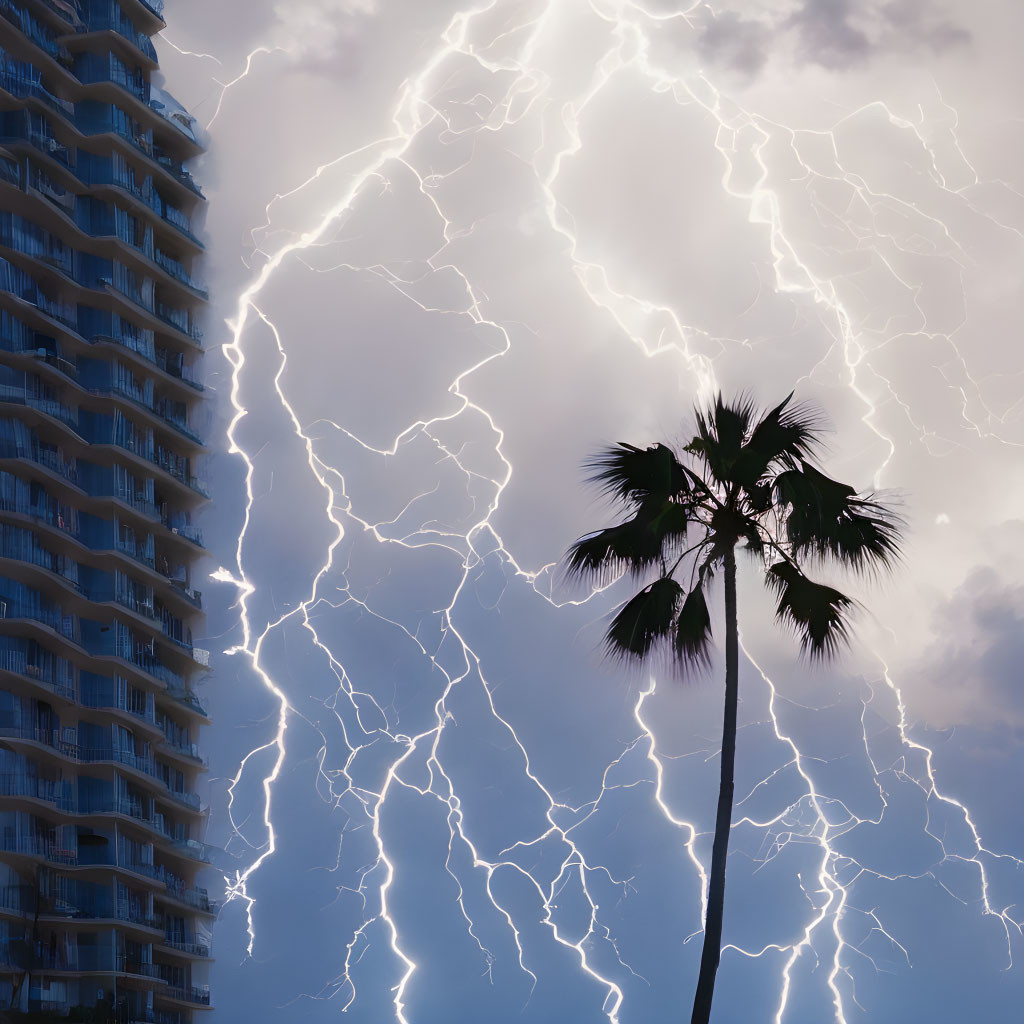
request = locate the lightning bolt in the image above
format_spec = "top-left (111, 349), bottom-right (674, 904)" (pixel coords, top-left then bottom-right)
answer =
top-left (157, 1), bottom-right (1024, 1020)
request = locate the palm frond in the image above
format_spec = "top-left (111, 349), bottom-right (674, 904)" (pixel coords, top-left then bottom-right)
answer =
top-left (765, 561), bottom-right (854, 659)
top-left (775, 463), bottom-right (902, 572)
top-left (605, 577), bottom-right (683, 662)
top-left (732, 393), bottom-right (824, 488)
top-left (674, 577), bottom-right (713, 672)
top-left (585, 442), bottom-right (689, 504)
top-left (564, 500), bottom-right (693, 585)
top-left (685, 393), bottom-right (756, 485)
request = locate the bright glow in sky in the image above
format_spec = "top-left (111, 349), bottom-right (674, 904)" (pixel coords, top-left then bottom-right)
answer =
top-left (158, 1), bottom-right (1024, 1021)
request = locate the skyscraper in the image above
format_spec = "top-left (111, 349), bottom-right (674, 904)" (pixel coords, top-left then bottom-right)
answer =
top-left (0, 1), bottom-right (211, 1020)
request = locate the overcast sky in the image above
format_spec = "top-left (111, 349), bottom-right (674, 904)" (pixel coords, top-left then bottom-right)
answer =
top-left (157, 1), bottom-right (1024, 1020)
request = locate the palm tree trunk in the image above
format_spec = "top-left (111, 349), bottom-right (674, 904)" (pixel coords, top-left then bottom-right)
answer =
top-left (690, 545), bottom-right (739, 1024)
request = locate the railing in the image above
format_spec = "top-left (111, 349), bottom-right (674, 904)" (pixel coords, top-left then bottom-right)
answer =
top-left (0, 722), bottom-right (79, 756)
top-left (114, 532), bottom-right (157, 569)
top-left (32, 445), bottom-right (79, 484)
top-left (161, 203), bottom-right (200, 246)
top-left (0, 382), bottom-right (78, 429)
top-left (164, 835), bottom-right (211, 862)
top-left (161, 936), bottom-right (210, 957)
top-left (84, 12), bottom-right (158, 62)
top-left (0, 643), bottom-right (76, 698)
top-left (116, 490), bottom-right (162, 521)
top-left (0, 771), bottom-right (74, 810)
top-left (159, 985), bottom-right (210, 1006)
top-left (0, 58), bottom-right (73, 117)
top-left (0, 441), bottom-right (80, 486)
top-left (0, 0), bottom-right (61, 58)
top-left (164, 685), bottom-right (206, 717)
top-left (161, 882), bottom-right (216, 914)
top-left (89, 383), bottom-right (205, 447)
top-left (0, 127), bottom-right (75, 170)
top-left (161, 733), bottom-right (207, 765)
top-left (166, 579), bottom-right (202, 609)
top-left (0, 833), bottom-right (77, 863)
top-left (79, 744), bottom-right (158, 776)
top-left (0, 728), bottom-right (202, 808)
top-left (109, 63), bottom-right (149, 104)
top-left (80, 685), bottom-right (155, 723)
top-left (155, 303), bottom-right (203, 343)
top-left (34, 0), bottom-right (79, 27)
top-left (162, 786), bottom-right (200, 812)
top-left (0, 883), bottom-right (160, 928)
top-left (0, 493), bottom-right (80, 537)
top-left (153, 250), bottom-right (207, 297)
top-left (167, 522), bottom-right (203, 547)
top-left (116, 956), bottom-right (162, 979)
top-left (154, 154), bottom-right (203, 198)
top-left (0, 598), bottom-right (78, 639)
top-left (156, 408), bottom-right (204, 447)
top-left (0, 216), bottom-right (74, 277)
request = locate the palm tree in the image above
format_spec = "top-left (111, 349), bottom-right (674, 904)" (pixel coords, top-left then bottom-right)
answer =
top-left (563, 393), bottom-right (901, 1024)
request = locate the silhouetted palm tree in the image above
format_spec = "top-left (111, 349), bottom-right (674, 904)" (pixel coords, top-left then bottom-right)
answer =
top-left (564, 393), bottom-right (902, 1024)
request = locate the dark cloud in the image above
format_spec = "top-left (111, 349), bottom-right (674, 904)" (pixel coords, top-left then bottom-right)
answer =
top-left (787, 0), bottom-right (872, 64)
top-left (697, 11), bottom-right (774, 76)
top-left (698, 0), bottom-right (970, 75)
top-left (920, 564), bottom-right (1024, 723)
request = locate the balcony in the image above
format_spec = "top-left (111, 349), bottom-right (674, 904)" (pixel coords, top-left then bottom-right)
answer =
top-left (0, 641), bottom-right (76, 698)
top-left (164, 519), bottom-right (203, 548)
top-left (0, 381), bottom-right (79, 430)
top-left (0, 0), bottom-right (70, 65)
top-left (0, 315), bottom-right (79, 376)
top-left (164, 685), bottom-right (206, 718)
top-left (158, 983), bottom-right (210, 1007)
top-left (0, 57), bottom-right (73, 118)
top-left (0, 441), bottom-right (78, 488)
top-left (155, 303), bottom-right (202, 344)
top-left (91, 636), bottom-right (185, 692)
top-left (160, 882), bottom-right (216, 915)
top-left (0, 729), bottom-right (202, 810)
top-left (0, 832), bottom-right (76, 863)
top-left (0, 722), bottom-right (78, 756)
top-left (0, 770), bottom-right (74, 809)
top-left (0, 882), bottom-right (160, 930)
top-left (153, 155), bottom-right (202, 198)
top-left (0, 213), bottom-right (74, 278)
top-left (88, 382), bottom-right (205, 448)
top-left (153, 249), bottom-right (207, 299)
top-left (83, 8), bottom-right (158, 64)
top-left (0, 596), bottom-right (78, 639)
top-left (80, 680), bottom-right (155, 724)
top-left (161, 935), bottom-right (210, 958)
top-left (160, 733), bottom-right (206, 766)
top-left (160, 203), bottom-right (201, 249)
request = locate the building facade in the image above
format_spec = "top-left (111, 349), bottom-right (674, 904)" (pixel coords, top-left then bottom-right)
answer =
top-left (0, 0), bottom-right (211, 1020)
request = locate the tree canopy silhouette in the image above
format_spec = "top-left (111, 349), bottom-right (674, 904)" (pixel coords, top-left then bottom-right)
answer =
top-left (563, 392), bottom-right (902, 1024)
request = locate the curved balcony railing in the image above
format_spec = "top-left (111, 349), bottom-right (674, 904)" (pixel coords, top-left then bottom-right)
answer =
top-left (158, 984), bottom-right (210, 1006)
top-left (0, 597), bottom-right (78, 639)
top-left (0, 882), bottom-right (159, 929)
top-left (160, 935), bottom-right (209, 958)
top-left (0, 642), bottom-right (75, 699)
top-left (0, 728), bottom-right (201, 808)
top-left (84, 9), bottom-right (158, 63)
top-left (0, 833), bottom-right (76, 863)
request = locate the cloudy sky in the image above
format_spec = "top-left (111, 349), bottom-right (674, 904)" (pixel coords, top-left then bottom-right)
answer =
top-left (156, 1), bottom-right (1024, 1020)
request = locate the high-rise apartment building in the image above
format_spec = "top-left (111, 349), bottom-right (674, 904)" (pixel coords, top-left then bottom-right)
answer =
top-left (0, 0), bottom-right (211, 1020)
